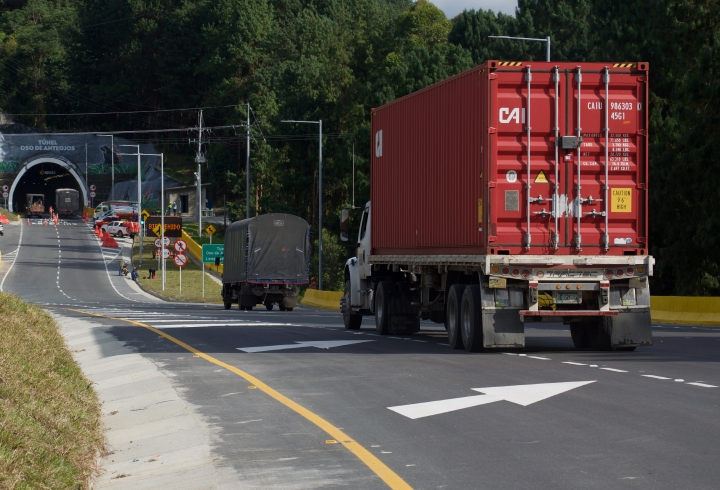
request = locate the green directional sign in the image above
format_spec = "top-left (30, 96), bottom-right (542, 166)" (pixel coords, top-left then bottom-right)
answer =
top-left (202, 244), bottom-right (224, 264)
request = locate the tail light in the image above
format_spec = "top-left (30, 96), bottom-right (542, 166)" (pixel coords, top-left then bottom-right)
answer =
top-left (501, 267), bottom-right (510, 275)
top-left (511, 268), bottom-right (519, 277)
top-left (522, 270), bottom-right (531, 278)
top-left (491, 265), bottom-right (500, 273)
top-left (605, 269), bottom-right (614, 279)
top-left (616, 269), bottom-right (624, 277)
top-left (636, 266), bottom-right (645, 274)
top-left (536, 270), bottom-right (545, 278)
top-left (626, 267), bottom-right (634, 275)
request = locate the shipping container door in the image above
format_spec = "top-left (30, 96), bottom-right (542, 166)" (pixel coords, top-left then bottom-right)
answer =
top-left (492, 66), bottom-right (563, 253)
top-left (566, 66), bottom-right (648, 254)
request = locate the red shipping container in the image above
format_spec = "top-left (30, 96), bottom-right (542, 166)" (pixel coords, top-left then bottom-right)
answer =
top-left (371, 60), bottom-right (649, 257)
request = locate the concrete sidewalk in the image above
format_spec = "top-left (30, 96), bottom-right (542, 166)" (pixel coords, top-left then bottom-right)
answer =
top-left (56, 314), bottom-right (239, 488)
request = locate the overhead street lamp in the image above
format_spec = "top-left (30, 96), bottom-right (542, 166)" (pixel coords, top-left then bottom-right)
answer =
top-left (97, 134), bottom-right (114, 199)
top-left (281, 119), bottom-right (323, 290)
top-left (488, 35), bottom-right (551, 62)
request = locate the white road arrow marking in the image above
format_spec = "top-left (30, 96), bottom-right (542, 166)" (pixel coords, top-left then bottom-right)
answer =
top-left (237, 340), bottom-right (373, 353)
top-left (388, 381), bottom-right (596, 419)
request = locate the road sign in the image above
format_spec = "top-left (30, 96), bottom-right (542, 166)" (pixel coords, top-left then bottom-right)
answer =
top-left (174, 239), bottom-right (187, 253)
top-left (154, 237), bottom-right (170, 248)
top-left (89, 184), bottom-right (96, 191)
top-left (141, 209), bottom-right (150, 222)
top-left (388, 381), bottom-right (596, 420)
top-left (202, 244), bottom-right (224, 264)
top-left (236, 340), bottom-right (373, 353)
top-left (2, 192), bottom-right (7, 198)
top-left (161, 248), bottom-right (171, 259)
top-left (174, 253), bottom-right (187, 267)
top-left (146, 216), bottom-right (182, 237)
top-left (90, 191), bottom-right (96, 198)
top-left (205, 224), bottom-right (216, 235)
top-left (2, 184), bottom-right (8, 191)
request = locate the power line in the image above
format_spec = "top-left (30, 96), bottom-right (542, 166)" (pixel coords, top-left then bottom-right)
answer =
top-left (2, 104), bottom-right (241, 117)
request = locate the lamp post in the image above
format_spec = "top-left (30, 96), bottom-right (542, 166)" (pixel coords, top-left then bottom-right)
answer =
top-left (488, 35), bottom-right (551, 62)
top-left (281, 119), bottom-right (323, 290)
top-left (97, 134), bottom-right (114, 199)
top-left (118, 145), bottom-right (142, 266)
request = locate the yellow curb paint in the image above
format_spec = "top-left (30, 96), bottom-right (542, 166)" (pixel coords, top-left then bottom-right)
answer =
top-left (68, 308), bottom-right (412, 490)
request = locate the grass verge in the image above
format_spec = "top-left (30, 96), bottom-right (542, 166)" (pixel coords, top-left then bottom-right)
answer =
top-left (132, 237), bottom-right (222, 303)
top-left (182, 221), bottom-right (225, 245)
top-left (0, 292), bottom-right (104, 489)
top-left (0, 208), bottom-right (19, 221)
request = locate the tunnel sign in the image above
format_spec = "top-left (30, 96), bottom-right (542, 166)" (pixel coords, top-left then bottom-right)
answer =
top-left (2, 192), bottom-right (7, 198)
top-left (90, 191), bottom-right (96, 198)
top-left (146, 217), bottom-right (182, 237)
top-left (611, 188), bottom-right (632, 213)
top-left (89, 184), bottom-right (96, 191)
top-left (2, 185), bottom-right (8, 191)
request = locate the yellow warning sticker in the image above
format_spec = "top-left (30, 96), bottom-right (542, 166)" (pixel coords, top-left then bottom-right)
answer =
top-left (534, 170), bottom-right (549, 184)
top-left (478, 198), bottom-right (483, 223)
top-left (611, 188), bottom-right (632, 212)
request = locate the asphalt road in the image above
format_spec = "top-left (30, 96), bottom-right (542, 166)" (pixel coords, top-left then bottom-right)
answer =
top-left (3, 219), bottom-right (720, 489)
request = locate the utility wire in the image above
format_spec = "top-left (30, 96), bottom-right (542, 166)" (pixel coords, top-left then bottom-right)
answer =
top-left (2, 104), bottom-right (241, 117)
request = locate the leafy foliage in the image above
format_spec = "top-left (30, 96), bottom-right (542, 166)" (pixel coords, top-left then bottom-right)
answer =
top-left (1, 0), bottom-right (719, 294)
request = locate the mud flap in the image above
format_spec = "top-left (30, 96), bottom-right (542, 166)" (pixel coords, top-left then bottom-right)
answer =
top-left (609, 309), bottom-right (653, 347)
top-left (478, 273), bottom-right (525, 348)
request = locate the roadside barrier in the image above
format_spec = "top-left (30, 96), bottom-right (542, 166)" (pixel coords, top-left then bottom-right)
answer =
top-left (302, 289), bottom-right (343, 310)
top-left (0, 215), bottom-right (9, 224)
top-left (181, 230), bottom-right (224, 275)
top-left (651, 296), bottom-right (720, 326)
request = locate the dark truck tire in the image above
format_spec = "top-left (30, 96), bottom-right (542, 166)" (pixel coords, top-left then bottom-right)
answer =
top-left (224, 302), bottom-right (232, 310)
top-left (343, 281), bottom-right (362, 330)
top-left (446, 284), bottom-right (466, 349)
top-left (570, 323), bottom-right (592, 349)
top-left (375, 281), bottom-right (394, 335)
top-left (265, 304), bottom-right (273, 311)
top-left (461, 285), bottom-right (484, 352)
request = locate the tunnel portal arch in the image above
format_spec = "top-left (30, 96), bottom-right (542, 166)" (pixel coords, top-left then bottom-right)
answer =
top-left (8, 155), bottom-right (89, 213)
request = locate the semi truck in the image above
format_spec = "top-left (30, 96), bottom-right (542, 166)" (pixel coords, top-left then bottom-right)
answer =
top-left (221, 213), bottom-right (311, 311)
top-left (26, 194), bottom-right (45, 217)
top-left (341, 60), bottom-right (653, 352)
top-left (55, 188), bottom-right (80, 217)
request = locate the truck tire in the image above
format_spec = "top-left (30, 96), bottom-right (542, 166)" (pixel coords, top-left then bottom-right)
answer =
top-left (570, 323), bottom-right (592, 349)
top-left (286, 308), bottom-right (294, 312)
top-left (461, 285), bottom-right (484, 352)
top-left (265, 304), bottom-right (273, 311)
top-left (446, 284), bottom-right (466, 349)
top-left (279, 304), bottom-right (287, 311)
top-left (224, 301), bottom-right (232, 310)
top-left (117, 230), bottom-right (123, 238)
top-left (375, 281), bottom-right (394, 335)
top-left (589, 317), bottom-right (612, 350)
top-left (343, 280), bottom-right (362, 330)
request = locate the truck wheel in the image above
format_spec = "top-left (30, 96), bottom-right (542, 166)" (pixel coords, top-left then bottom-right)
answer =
top-left (375, 281), bottom-right (394, 335)
top-left (224, 302), bottom-right (232, 310)
top-left (446, 284), bottom-right (466, 349)
top-left (570, 323), bottom-right (592, 349)
top-left (117, 230), bottom-right (123, 238)
top-left (286, 308), bottom-right (293, 312)
top-left (590, 317), bottom-right (612, 350)
top-left (279, 304), bottom-right (287, 311)
top-left (343, 280), bottom-right (362, 330)
top-left (461, 285), bottom-right (484, 352)
top-left (265, 304), bottom-right (273, 311)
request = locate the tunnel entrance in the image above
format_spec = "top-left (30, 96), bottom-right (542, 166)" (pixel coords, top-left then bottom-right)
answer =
top-left (9, 157), bottom-right (87, 215)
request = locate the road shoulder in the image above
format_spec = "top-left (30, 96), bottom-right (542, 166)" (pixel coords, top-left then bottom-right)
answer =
top-left (54, 312), bottom-right (239, 489)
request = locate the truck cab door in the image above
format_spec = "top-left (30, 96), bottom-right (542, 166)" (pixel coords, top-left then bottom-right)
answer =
top-left (357, 204), bottom-right (372, 279)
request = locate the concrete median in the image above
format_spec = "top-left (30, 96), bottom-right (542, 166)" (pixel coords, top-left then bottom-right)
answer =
top-left (301, 289), bottom-right (343, 310)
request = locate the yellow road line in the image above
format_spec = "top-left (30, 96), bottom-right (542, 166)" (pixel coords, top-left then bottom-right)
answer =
top-left (68, 308), bottom-right (412, 490)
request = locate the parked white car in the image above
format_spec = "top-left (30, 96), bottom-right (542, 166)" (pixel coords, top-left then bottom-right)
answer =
top-left (101, 221), bottom-right (129, 237)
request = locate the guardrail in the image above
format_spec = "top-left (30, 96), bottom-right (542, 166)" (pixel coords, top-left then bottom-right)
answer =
top-left (651, 296), bottom-right (720, 326)
top-left (181, 230), bottom-right (224, 275)
top-left (301, 289), bottom-right (342, 310)
top-left (300, 292), bottom-right (720, 325)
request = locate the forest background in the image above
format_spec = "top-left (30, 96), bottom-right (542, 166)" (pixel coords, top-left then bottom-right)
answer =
top-left (0, 0), bottom-right (718, 295)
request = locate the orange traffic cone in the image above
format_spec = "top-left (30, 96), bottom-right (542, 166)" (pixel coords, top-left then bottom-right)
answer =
top-left (27, 218), bottom-right (30, 225)
top-left (43, 219), bottom-right (47, 226)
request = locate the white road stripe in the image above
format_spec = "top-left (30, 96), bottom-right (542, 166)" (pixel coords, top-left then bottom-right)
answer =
top-left (686, 382), bottom-right (718, 388)
top-left (527, 356), bottom-right (551, 360)
top-left (642, 375), bottom-right (671, 380)
top-left (563, 361), bottom-right (587, 366)
top-left (600, 368), bottom-right (628, 373)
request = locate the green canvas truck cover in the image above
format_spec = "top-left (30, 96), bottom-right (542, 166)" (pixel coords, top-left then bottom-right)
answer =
top-left (223, 213), bottom-right (311, 284)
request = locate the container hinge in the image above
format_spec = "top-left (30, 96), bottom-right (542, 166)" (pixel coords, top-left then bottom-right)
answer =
top-left (637, 76), bottom-right (647, 82)
top-left (602, 234), bottom-right (610, 251)
top-left (488, 127), bottom-right (497, 134)
top-left (638, 130), bottom-right (647, 136)
top-left (575, 234), bottom-right (582, 251)
top-left (533, 208), bottom-right (551, 217)
top-left (488, 181), bottom-right (496, 188)
top-left (488, 73), bottom-right (498, 80)
top-left (488, 235), bottom-right (497, 242)
top-left (583, 209), bottom-right (606, 218)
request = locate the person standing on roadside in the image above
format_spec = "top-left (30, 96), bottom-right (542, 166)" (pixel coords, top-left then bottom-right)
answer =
top-left (172, 201), bottom-right (177, 216)
top-left (131, 267), bottom-right (139, 281)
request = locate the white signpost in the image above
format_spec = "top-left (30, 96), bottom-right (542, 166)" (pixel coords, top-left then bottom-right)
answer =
top-left (174, 253), bottom-right (187, 293)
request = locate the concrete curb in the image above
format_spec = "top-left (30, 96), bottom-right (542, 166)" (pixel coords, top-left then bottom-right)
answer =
top-left (301, 289), bottom-right (343, 310)
top-left (651, 296), bottom-right (720, 326)
top-left (54, 313), bottom-right (239, 489)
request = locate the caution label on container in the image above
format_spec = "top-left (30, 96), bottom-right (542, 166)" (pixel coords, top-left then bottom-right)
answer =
top-left (534, 170), bottom-right (549, 184)
top-left (611, 188), bottom-right (632, 212)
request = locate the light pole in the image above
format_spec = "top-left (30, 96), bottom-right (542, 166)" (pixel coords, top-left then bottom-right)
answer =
top-left (98, 134), bottom-right (114, 199)
top-left (118, 145), bottom-right (142, 266)
top-left (281, 119), bottom-right (323, 290)
top-left (488, 35), bottom-right (551, 62)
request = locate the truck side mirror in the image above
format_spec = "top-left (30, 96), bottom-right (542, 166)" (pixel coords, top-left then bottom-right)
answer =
top-left (340, 208), bottom-right (350, 242)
